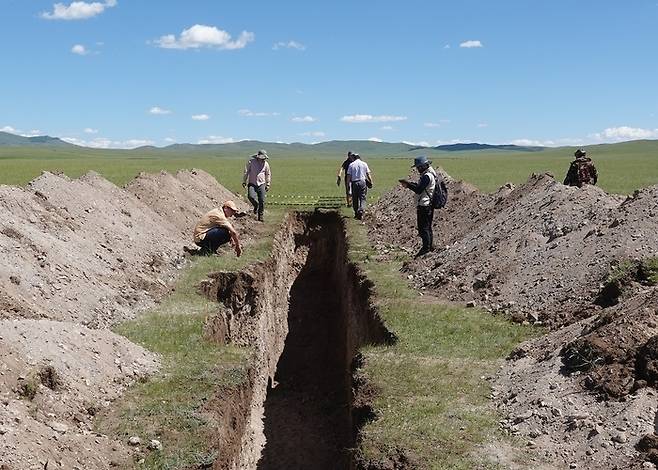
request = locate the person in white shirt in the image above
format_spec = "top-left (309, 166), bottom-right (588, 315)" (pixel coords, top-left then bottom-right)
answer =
top-left (345, 153), bottom-right (373, 220)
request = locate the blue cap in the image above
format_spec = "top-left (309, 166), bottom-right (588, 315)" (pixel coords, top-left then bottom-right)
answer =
top-left (412, 155), bottom-right (431, 168)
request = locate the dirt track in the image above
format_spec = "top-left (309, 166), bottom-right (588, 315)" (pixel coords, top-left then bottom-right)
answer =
top-left (369, 171), bottom-right (658, 469)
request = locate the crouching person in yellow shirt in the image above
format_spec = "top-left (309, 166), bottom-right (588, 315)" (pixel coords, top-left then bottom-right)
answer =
top-left (192, 200), bottom-right (243, 257)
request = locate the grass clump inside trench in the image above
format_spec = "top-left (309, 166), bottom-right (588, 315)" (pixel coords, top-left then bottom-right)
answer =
top-left (98, 209), bottom-right (285, 469)
top-left (346, 217), bottom-right (540, 469)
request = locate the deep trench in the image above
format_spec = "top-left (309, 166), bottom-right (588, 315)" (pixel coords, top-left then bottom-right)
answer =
top-left (204, 212), bottom-right (393, 470)
top-left (258, 225), bottom-right (354, 469)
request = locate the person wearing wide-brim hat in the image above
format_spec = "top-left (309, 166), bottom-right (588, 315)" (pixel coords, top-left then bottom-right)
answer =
top-left (242, 149), bottom-right (272, 222)
top-left (399, 155), bottom-right (439, 258)
top-left (191, 200), bottom-right (244, 256)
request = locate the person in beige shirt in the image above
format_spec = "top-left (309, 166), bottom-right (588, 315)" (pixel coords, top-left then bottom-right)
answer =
top-left (242, 149), bottom-right (271, 222)
top-left (193, 200), bottom-right (243, 256)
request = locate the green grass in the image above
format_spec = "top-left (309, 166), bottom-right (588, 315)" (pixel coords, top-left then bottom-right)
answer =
top-left (97, 210), bottom-right (284, 469)
top-left (1, 139), bottom-right (658, 196)
top-left (346, 218), bottom-right (539, 469)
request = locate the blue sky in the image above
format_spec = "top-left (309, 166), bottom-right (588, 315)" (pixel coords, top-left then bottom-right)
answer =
top-left (1, 0), bottom-right (658, 148)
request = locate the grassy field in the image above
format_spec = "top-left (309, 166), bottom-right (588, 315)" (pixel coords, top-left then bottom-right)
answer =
top-left (1, 139), bottom-right (658, 195)
top-left (345, 218), bottom-right (538, 468)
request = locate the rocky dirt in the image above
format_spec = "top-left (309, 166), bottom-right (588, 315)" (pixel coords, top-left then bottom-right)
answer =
top-left (369, 171), bottom-right (658, 469)
top-left (0, 169), bottom-right (250, 469)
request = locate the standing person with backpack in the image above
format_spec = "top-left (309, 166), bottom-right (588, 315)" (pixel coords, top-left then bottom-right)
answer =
top-left (563, 148), bottom-right (598, 187)
top-left (399, 155), bottom-right (447, 258)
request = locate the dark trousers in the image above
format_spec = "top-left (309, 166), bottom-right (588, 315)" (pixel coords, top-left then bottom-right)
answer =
top-left (248, 183), bottom-right (266, 216)
top-left (417, 205), bottom-right (434, 250)
top-left (196, 227), bottom-right (231, 254)
top-left (351, 180), bottom-right (367, 219)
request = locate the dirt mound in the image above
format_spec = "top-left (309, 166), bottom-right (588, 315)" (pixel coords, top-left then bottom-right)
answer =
top-left (370, 173), bottom-right (658, 468)
top-left (126, 168), bottom-right (249, 237)
top-left (0, 169), bottom-right (246, 468)
top-left (370, 173), bottom-right (658, 328)
top-left (0, 319), bottom-right (158, 469)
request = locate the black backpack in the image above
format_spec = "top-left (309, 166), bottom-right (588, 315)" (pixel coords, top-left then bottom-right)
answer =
top-left (426, 171), bottom-right (448, 209)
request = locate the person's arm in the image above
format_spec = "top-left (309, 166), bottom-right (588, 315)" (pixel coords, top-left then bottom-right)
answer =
top-left (242, 160), bottom-right (250, 187)
top-left (406, 174), bottom-right (431, 194)
top-left (228, 225), bottom-right (242, 257)
top-left (337, 165), bottom-right (343, 186)
top-left (346, 167), bottom-right (352, 187)
top-left (265, 162), bottom-right (271, 190)
top-left (366, 170), bottom-right (373, 185)
top-left (564, 163), bottom-right (575, 185)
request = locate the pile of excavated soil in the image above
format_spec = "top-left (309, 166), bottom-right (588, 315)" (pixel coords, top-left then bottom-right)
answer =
top-left (125, 169), bottom-right (249, 237)
top-left (369, 173), bottom-right (658, 328)
top-left (369, 173), bottom-right (658, 469)
top-left (0, 168), bottom-right (249, 469)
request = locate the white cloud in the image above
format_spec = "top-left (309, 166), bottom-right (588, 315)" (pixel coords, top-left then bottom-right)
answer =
top-left (460, 40), bottom-right (483, 48)
top-left (443, 44), bottom-right (451, 49)
top-left (403, 140), bottom-right (431, 147)
top-left (71, 44), bottom-right (88, 55)
top-left (42, 0), bottom-right (117, 20)
top-left (1, 126), bottom-right (43, 137)
top-left (591, 126), bottom-right (658, 142)
top-left (154, 24), bottom-right (254, 50)
top-left (61, 136), bottom-right (155, 149)
top-left (511, 139), bottom-right (555, 147)
top-left (191, 114), bottom-right (210, 121)
top-left (424, 122), bottom-right (442, 128)
top-left (164, 137), bottom-right (176, 143)
top-left (149, 106), bottom-right (172, 115)
top-left (291, 115), bottom-right (316, 123)
top-left (273, 40), bottom-right (306, 51)
top-left (84, 127), bottom-right (98, 134)
top-left (381, 126), bottom-right (394, 131)
top-left (341, 114), bottom-right (407, 123)
top-left (477, 122), bottom-right (489, 128)
top-left (197, 135), bottom-right (236, 144)
top-left (300, 131), bottom-right (325, 137)
top-left (238, 109), bottom-right (279, 117)
top-left (368, 137), bottom-right (383, 142)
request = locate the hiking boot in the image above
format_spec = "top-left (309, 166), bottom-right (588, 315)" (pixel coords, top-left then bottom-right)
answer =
top-left (257, 214), bottom-right (264, 222)
top-left (414, 247), bottom-right (431, 258)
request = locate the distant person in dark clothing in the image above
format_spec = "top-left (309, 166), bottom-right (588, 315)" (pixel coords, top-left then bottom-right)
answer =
top-left (399, 155), bottom-right (440, 258)
top-left (337, 151), bottom-right (355, 206)
top-left (346, 153), bottom-right (373, 220)
top-left (192, 201), bottom-right (243, 256)
top-left (564, 148), bottom-right (598, 187)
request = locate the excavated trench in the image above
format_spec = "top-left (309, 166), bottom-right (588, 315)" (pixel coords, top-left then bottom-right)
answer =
top-left (200, 211), bottom-right (394, 470)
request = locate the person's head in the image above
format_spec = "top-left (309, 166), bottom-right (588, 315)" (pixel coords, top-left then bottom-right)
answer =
top-left (412, 155), bottom-right (432, 172)
top-left (252, 149), bottom-right (268, 160)
top-left (347, 151), bottom-right (355, 161)
top-left (574, 148), bottom-right (587, 159)
top-left (222, 200), bottom-right (239, 217)
top-left (352, 152), bottom-right (361, 160)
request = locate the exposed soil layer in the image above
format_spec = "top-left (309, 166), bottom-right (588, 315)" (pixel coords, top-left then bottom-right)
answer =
top-left (200, 211), bottom-right (393, 470)
top-left (370, 171), bottom-right (658, 469)
top-left (0, 169), bottom-right (250, 468)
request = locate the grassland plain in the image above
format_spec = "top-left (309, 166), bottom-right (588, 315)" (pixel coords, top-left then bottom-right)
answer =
top-left (1, 139), bottom-right (658, 195)
top-left (345, 216), bottom-right (539, 469)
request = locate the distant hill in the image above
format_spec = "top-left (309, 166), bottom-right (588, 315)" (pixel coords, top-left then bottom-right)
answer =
top-left (0, 131), bottom-right (74, 147)
top-left (433, 143), bottom-right (545, 152)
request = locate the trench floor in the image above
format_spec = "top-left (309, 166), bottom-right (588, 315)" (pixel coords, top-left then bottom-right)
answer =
top-left (258, 261), bottom-right (352, 469)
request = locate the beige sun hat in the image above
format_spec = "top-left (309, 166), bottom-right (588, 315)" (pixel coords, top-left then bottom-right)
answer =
top-left (252, 149), bottom-right (268, 159)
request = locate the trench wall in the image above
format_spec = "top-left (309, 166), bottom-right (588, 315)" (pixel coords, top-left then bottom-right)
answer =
top-left (199, 211), bottom-right (392, 469)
